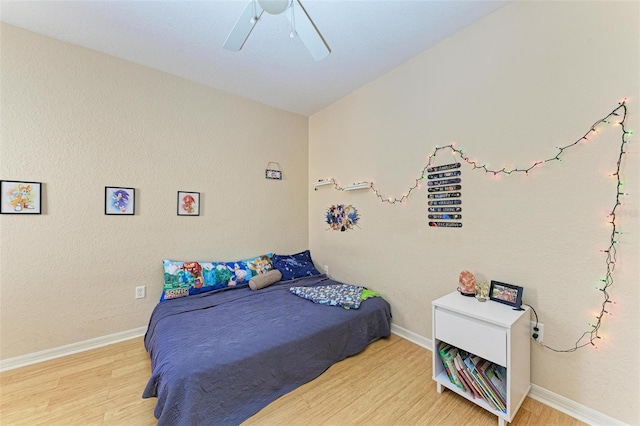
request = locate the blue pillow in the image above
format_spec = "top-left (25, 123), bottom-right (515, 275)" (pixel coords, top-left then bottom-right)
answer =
top-left (273, 250), bottom-right (320, 281)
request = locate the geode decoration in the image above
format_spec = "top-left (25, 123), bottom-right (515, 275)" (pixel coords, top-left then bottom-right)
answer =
top-left (458, 270), bottom-right (476, 296)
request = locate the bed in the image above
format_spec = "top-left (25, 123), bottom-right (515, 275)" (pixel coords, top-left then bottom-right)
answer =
top-left (142, 274), bottom-right (392, 425)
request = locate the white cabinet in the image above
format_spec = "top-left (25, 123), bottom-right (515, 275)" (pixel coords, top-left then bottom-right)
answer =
top-left (432, 292), bottom-right (530, 426)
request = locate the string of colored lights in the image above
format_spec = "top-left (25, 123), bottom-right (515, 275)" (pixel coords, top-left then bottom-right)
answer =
top-left (317, 100), bottom-right (632, 352)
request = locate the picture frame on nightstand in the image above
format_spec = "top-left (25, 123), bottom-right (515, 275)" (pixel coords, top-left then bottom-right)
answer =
top-left (489, 280), bottom-right (523, 309)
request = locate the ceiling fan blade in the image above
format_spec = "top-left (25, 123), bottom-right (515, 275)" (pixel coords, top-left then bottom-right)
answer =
top-left (223, 1), bottom-right (264, 51)
top-left (287, 0), bottom-right (330, 61)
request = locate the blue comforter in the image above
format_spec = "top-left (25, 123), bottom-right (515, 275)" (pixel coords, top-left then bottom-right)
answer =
top-left (142, 275), bottom-right (392, 425)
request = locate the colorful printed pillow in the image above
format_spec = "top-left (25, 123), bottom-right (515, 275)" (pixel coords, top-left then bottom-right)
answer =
top-left (225, 254), bottom-right (274, 287)
top-left (273, 250), bottom-right (320, 281)
top-left (161, 253), bottom-right (273, 302)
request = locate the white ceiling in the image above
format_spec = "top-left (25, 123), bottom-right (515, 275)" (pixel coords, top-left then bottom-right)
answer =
top-left (0, 0), bottom-right (508, 116)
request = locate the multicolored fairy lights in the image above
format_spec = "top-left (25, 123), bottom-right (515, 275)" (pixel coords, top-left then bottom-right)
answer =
top-left (315, 100), bottom-right (632, 352)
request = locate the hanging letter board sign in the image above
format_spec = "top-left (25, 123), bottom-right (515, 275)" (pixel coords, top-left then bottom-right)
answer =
top-left (265, 162), bottom-right (282, 180)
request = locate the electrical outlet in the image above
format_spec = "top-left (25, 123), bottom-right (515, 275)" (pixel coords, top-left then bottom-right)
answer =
top-left (530, 321), bottom-right (544, 342)
top-left (323, 265), bottom-right (329, 275)
top-left (135, 285), bottom-right (146, 299)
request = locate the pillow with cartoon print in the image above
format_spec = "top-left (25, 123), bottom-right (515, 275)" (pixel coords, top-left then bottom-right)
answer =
top-left (161, 253), bottom-right (274, 302)
top-left (272, 250), bottom-right (321, 281)
top-left (224, 253), bottom-right (274, 287)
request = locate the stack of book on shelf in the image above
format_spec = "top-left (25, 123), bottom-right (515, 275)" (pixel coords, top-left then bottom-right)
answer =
top-left (437, 341), bottom-right (507, 413)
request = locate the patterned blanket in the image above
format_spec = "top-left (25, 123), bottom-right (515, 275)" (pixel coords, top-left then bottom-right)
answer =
top-left (289, 284), bottom-right (380, 309)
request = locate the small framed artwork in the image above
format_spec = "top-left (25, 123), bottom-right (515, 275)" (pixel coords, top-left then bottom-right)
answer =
top-left (1, 180), bottom-right (42, 214)
top-left (489, 280), bottom-right (524, 309)
top-left (105, 186), bottom-right (135, 215)
top-left (177, 191), bottom-right (200, 216)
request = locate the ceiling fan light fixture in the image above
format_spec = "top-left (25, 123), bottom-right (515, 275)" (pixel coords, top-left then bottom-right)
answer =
top-left (289, 1), bottom-right (296, 38)
top-left (258, 0), bottom-right (290, 15)
top-left (250, 0), bottom-right (259, 24)
top-left (225, 0), bottom-right (330, 61)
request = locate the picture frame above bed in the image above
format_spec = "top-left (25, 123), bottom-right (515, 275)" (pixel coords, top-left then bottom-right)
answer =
top-left (0, 180), bottom-right (42, 214)
top-left (105, 186), bottom-right (135, 215)
top-left (177, 191), bottom-right (200, 216)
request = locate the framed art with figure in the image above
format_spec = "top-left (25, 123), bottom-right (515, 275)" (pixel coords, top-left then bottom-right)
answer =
top-left (1, 180), bottom-right (42, 214)
top-left (105, 186), bottom-right (135, 215)
top-left (178, 191), bottom-right (200, 216)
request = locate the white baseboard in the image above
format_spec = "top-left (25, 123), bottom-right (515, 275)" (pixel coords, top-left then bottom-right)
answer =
top-left (390, 324), bottom-right (625, 426)
top-left (0, 326), bottom-right (147, 372)
top-left (528, 384), bottom-right (626, 426)
top-left (391, 323), bottom-right (433, 350)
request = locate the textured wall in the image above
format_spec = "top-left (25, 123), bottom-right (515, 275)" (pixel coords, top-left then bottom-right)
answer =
top-left (0, 24), bottom-right (309, 359)
top-left (309, 2), bottom-right (639, 424)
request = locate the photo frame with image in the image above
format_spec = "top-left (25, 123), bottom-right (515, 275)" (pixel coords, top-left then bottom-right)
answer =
top-left (105, 186), bottom-right (135, 215)
top-left (489, 280), bottom-right (524, 309)
top-left (0, 180), bottom-right (42, 214)
top-left (177, 191), bottom-right (200, 216)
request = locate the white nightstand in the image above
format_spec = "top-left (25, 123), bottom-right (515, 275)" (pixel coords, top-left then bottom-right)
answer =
top-left (432, 292), bottom-right (531, 425)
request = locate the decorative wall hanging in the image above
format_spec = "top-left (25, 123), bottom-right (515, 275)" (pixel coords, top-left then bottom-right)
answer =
top-left (429, 199), bottom-right (462, 206)
top-left (326, 204), bottom-right (360, 231)
top-left (428, 207), bottom-right (461, 212)
top-left (427, 178), bottom-right (461, 186)
top-left (427, 192), bottom-right (461, 199)
top-left (313, 99), bottom-right (633, 352)
top-left (428, 214), bottom-right (462, 220)
top-left (265, 162), bottom-right (282, 180)
top-left (0, 180), bottom-right (42, 214)
top-left (427, 162), bottom-right (462, 228)
top-left (428, 222), bottom-right (462, 228)
top-left (105, 186), bottom-right (135, 215)
top-left (427, 185), bottom-right (461, 193)
top-left (178, 191), bottom-right (200, 216)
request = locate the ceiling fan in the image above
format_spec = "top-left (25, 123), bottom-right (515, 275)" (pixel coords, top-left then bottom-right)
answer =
top-left (223, 0), bottom-right (331, 61)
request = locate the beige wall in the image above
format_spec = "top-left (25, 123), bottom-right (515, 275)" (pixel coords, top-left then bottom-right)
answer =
top-left (310, 2), bottom-right (639, 424)
top-left (0, 24), bottom-right (309, 359)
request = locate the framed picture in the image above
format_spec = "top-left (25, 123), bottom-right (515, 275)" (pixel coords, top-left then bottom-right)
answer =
top-left (1, 180), bottom-right (42, 214)
top-left (489, 280), bottom-right (524, 309)
top-left (177, 191), bottom-right (200, 216)
top-left (105, 186), bottom-right (135, 215)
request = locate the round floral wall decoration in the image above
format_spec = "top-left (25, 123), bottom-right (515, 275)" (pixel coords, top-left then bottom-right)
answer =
top-left (326, 204), bottom-right (360, 232)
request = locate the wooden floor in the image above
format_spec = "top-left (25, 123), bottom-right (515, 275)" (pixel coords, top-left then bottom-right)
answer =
top-left (0, 334), bottom-right (585, 426)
